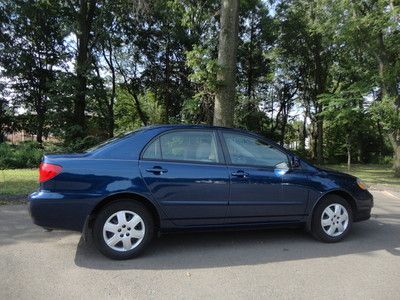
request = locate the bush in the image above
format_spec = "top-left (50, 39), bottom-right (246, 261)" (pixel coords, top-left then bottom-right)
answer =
top-left (0, 135), bottom-right (105, 169)
top-left (369, 155), bottom-right (393, 165)
top-left (0, 142), bottom-right (45, 169)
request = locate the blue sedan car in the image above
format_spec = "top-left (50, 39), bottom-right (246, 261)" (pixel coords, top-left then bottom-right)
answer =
top-left (29, 125), bottom-right (373, 259)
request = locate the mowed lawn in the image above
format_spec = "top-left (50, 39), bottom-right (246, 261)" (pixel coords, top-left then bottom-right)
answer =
top-left (0, 164), bottom-right (398, 201)
top-left (0, 169), bottom-right (38, 197)
top-left (323, 164), bottom-right (400, 186)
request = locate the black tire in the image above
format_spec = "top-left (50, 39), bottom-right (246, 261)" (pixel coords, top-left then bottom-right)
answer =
top-left (311, 195), bottom-right (353, 243)
top-left (93, 200), bottom-right (154, 260)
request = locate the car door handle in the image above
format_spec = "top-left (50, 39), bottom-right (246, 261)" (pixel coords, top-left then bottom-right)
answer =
top-left (146, 167), bottom-right (168, 175)
top-left (231, 170), bottom-right (249, 178)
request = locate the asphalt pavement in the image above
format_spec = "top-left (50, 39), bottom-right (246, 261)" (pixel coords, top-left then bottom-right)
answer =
top-left (1, 189), bottom-right (400, 299)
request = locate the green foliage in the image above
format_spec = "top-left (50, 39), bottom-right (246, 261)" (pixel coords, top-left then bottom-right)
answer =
top-left (0, 0), bottom-right (69, 142)
top-left (0, 142), bottom-right (44, 169)
top-left (183, 46), bottom-right (219, 123)
top-left (370, 97), bottom-right (400, 133)
top-left (114, 89), bottom-right (164, 133)
top-left (186, 46), bottom-right (219, 95)
top-left (0, 0), bottom-right (399, 170)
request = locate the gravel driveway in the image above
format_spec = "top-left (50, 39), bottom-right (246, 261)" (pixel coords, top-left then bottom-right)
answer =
top-left (1, 190), bottom-right (400, 299)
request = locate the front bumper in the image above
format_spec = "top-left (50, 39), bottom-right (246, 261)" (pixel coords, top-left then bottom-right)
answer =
top-left (354, 190), bottom-right (374, 222)
top-left (29, 191), bottom-right (99, 232)
top-left (354, 207), bottom-right (372, 222)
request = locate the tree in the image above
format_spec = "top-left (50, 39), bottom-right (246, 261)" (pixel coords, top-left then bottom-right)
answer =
top-left (275, 0), bottom-right (336, 163)
top-left (326, 0), bottom-right (400, 174)
top-left (213, 0), bottom-right (240, 127)
top-left (182, 0), bottom-right (220, 124)
top-left (236, 0), bottom-right (275, 133)
top-left (0, 82), bottom-right (14, 143)
top-left (320, 90), bottom-right (365, 170)
top-left (0, 0), bottom-right (68, 143)
top-left (65, 0), bottom-right (98, 138)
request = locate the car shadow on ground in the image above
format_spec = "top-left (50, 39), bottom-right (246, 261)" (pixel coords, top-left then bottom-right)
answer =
top-left (1, 202), bottom-right (398, 270)
top-left (74, 213), bottom-right (400, 270)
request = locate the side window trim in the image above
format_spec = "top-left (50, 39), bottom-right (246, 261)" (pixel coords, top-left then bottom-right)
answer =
top-left (140, 129), bottom-right (226, 165)
top-left (219, 130), bottom-right (290, 169)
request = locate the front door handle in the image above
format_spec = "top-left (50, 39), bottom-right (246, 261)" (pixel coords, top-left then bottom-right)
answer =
top-left (146, 167), bottom-right (168, 175)
top-left (231, 170), bottom-right (249, 178)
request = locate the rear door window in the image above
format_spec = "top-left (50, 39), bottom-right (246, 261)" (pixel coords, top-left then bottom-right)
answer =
top-left (142, 130), bottom-right (221, 163)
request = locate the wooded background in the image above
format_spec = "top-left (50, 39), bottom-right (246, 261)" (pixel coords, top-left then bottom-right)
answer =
top-left (0, 0), bottom-right (399, 174)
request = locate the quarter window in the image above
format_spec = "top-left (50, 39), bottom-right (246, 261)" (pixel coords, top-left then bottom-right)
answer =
top-left (223, 132), bottom-right (288, 167)
top-left (142, 131), bottom-right (220, 163)
top-left (142, 138), bottom-right (161, 160)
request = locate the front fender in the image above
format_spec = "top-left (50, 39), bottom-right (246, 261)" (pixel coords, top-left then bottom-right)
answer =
top-left (305, 188), bottom-right (356, 231)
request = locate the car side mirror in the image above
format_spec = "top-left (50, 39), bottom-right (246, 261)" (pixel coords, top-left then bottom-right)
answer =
top-left (274, 162), bottom-right (290, 176)
top-left (291, 156), bottom-right (301, 169)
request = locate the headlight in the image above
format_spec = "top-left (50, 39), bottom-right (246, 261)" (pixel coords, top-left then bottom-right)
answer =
top-left (357, 178), bottom-right (368, 190)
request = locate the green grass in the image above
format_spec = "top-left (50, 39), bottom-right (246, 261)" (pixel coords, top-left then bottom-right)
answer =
top-left (322, 164), bottom-right (400, 186)
top-left (0, 169), bottom-right (38, 197)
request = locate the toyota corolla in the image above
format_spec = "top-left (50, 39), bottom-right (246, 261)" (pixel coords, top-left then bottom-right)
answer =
top-left (29, 125), bottom-right (373, 259)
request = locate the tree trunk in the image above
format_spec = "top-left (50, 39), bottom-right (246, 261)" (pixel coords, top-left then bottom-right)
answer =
top-left (35, 75), bottom-right (46, 144)
top-left (393, 144), bottom-right (400, 177)
top-left (163, 38), bottom-right (171, 123)
top-left (36, 109), bottom-right (44, 144)
top-left (280, 119), bottom-right (287, 146)
top-left (213, 0), bottom-right (239, 127)
top-left (74, 0), bottom-right (96, 137)
top-left (299, 114), bottom-right (307, 152)
top-left (0, 99), bottom-right (5, 143)
top-left (102, 41), bottom-right (116, 138)
top-left (389, 134), bottom-right (400, 176)
top-left (246, 13), bottom-right (255, 100)
top-left (312, 31), bottom-right (326, 164)
top-left (132, 93), bottom-right (148, 126)
top-left (316, 110), bottom-right (323, 164)
top-left (346, 135), bottom-right (351, 172)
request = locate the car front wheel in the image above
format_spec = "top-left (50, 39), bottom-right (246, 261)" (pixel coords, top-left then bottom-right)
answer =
top-left (93, 200), bottom-right (154, 259)
top-left (311, 195), bottom-right (353, 243)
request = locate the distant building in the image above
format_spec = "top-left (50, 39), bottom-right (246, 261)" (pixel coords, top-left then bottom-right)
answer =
top-left (5, 131), bottom-right (58, 143)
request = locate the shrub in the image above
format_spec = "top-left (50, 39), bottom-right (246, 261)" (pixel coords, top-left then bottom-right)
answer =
top-left (0, 142), bottom-right (44, 169)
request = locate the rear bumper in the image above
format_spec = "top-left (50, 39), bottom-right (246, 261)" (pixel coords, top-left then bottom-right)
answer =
top-left (29, 191), bottom-right (100, 232)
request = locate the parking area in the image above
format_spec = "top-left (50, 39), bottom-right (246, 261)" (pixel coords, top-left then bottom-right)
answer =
top-left (1, 189), bottom-right (400, 299)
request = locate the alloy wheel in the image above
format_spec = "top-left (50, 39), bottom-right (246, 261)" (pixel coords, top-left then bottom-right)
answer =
top-left (102, 210), bottom-right (145, 252)
top-left (320, 203), bottom-right (349, 237)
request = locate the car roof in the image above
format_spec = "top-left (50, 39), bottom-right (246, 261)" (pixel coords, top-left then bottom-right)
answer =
top-left (139, 124), bottom-right (286, 151)
top-left (140, 124), bottom-right (250, 133)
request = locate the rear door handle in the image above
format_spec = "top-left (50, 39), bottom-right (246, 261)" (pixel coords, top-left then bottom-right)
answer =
top-left (231, 170), bottom-right (249, 178)
top-left (146, 167), bottom-right (168, 175)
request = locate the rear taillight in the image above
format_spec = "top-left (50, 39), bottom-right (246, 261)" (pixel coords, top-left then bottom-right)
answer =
top-left (39, 163), bottom-right (63, 183)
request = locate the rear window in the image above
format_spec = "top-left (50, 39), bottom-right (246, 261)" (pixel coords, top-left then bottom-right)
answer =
top-left (89, 130), bottom-right (143, 159)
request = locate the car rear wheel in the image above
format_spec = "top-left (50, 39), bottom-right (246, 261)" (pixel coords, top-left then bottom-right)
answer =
top-left (311, 195), bottom-right (353, 243)
top-left (93, 201), bottom-right (154, 259)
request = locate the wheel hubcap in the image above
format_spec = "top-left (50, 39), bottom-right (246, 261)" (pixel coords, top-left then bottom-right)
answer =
top-left (321, 203), bottom-right (349, 237)
top-left (102, 210), bottom-right (145, 252)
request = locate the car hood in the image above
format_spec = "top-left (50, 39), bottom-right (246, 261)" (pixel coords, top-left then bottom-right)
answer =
top-left (317, 166), bottom-right (356, 180)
